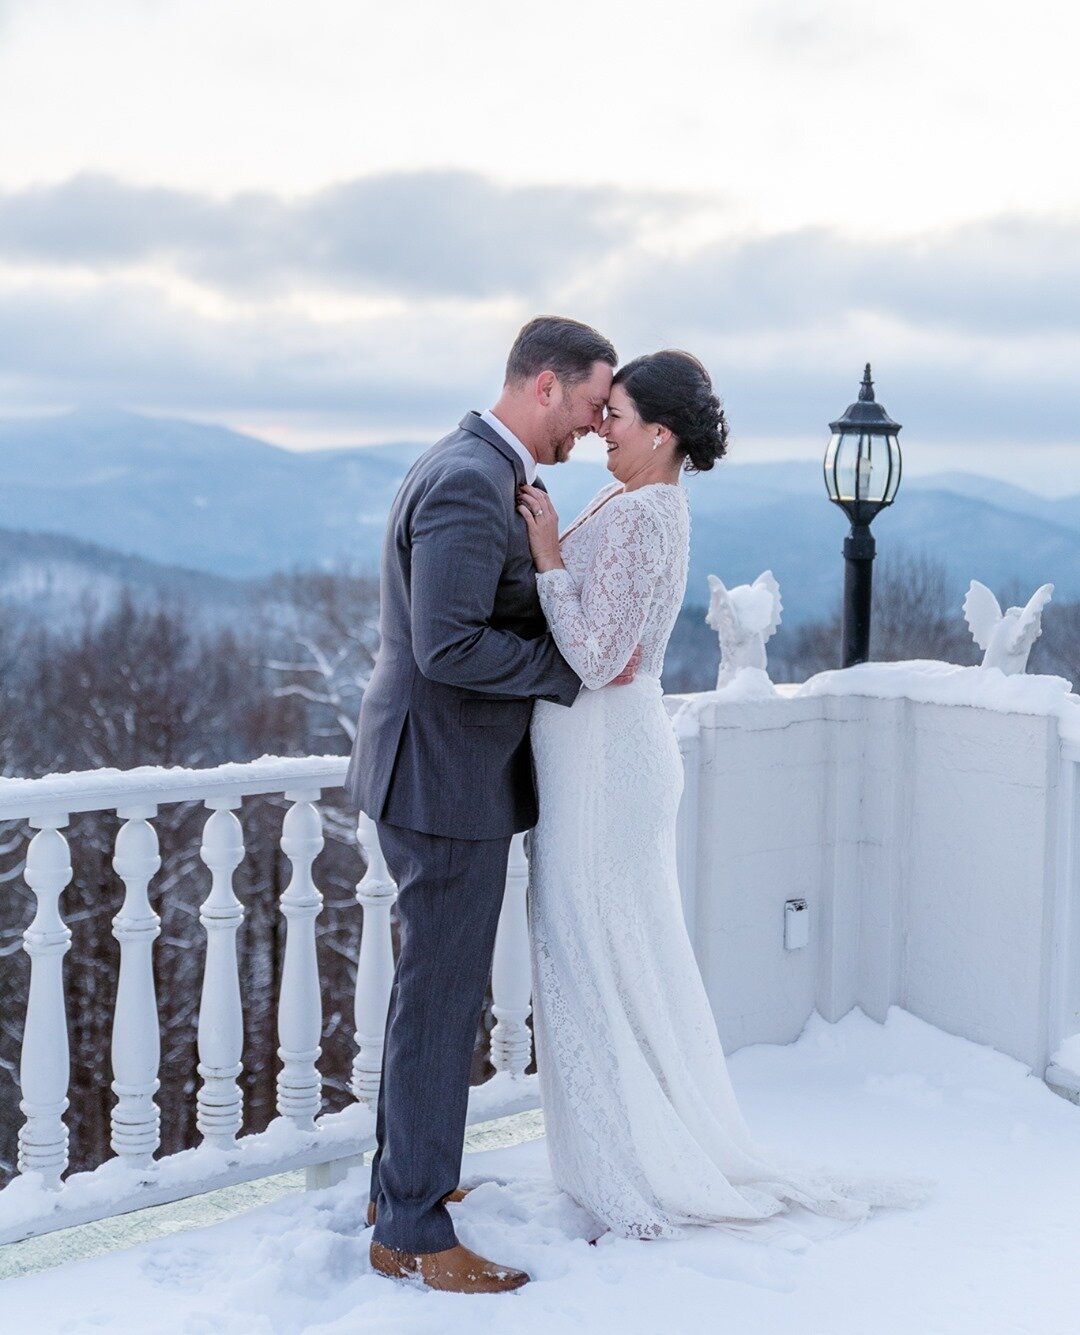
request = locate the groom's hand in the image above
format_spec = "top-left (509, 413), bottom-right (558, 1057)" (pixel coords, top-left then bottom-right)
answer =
top-left (611, 645), bottom-right (642, 686)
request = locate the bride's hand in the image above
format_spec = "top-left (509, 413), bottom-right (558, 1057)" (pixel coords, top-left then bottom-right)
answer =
top-left (610, 644), bottom-right (642, 687)
top-left (516, 484), bottom-right (563, 573)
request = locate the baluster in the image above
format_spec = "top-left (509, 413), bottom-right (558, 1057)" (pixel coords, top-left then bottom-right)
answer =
top-left (110, 806), bottom-right (163, 1168)
top-left (197, 801), bottom-right (245, 1150)
top-left (490, 833), bottom-right (533, 1076)
top-left (18, 818), bottom-right (73, 1187)
top-left (276, 790), bottom-right (324, 1130)
top-left (352, 813), bottom-right (397, 1108)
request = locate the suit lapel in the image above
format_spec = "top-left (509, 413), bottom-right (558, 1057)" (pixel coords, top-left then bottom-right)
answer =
top-left (460, 412), bottom-right (527, 486)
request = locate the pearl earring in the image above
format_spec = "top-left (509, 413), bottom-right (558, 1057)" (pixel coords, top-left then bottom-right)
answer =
top-left (652, 433), bottom-right (661, 451)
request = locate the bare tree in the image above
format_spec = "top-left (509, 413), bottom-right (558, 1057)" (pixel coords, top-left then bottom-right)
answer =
top-left (262, 568), bottom-right (380, 751)
top-left (1031, 600), bottom-right (1080, 683)
top-left (867, 551), bottom-right (979, 666)
top-left (762, 551), bottom-right (980, 683)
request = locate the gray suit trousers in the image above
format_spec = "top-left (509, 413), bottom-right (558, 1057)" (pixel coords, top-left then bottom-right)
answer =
top-left (369, 821), bottom-right (512, 1254)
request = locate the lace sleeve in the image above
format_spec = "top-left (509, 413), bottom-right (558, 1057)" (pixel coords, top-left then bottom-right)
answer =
top-left (536, 495), bottom-right (667, 690)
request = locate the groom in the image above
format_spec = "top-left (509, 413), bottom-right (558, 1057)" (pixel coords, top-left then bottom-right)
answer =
top-left (345, 316), bottom-right (617, 1293)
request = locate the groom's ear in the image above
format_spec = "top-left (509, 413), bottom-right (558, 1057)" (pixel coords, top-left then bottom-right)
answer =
top-left (535, 370), bottom-right (557, 405)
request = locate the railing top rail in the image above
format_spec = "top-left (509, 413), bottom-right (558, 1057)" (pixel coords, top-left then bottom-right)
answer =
top-left (0, 755), bottom-right (350, 822)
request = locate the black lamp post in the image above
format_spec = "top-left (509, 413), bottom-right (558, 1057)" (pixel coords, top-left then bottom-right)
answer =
top-left (824, 364), bottom-right (902, 668)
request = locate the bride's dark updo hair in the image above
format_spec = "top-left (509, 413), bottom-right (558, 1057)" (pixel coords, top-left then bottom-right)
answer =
top-left (612, 350), bottom-right (729, 472)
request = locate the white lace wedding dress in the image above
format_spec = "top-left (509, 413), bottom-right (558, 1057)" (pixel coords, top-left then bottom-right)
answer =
top-left (529, 481), bottom-right (894, 1240)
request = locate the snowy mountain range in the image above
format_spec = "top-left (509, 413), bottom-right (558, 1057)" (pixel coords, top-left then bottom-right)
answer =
top-left (0, 526), bottom-right (250, 629)
top-left (1, 408), bottom-right (1078, 624)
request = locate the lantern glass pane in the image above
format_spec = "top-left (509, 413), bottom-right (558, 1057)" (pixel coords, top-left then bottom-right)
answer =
top-left (833, 433), bottom-right (859, 503)
top-left (857, 433), bottom-right (881, 502)
top-left (884, 435), bottom-right (902, 502)
top-left (824, 433), bottom-right (842, 500)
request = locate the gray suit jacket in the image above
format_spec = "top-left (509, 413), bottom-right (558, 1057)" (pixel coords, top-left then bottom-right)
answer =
top-left (344, 413), bottom-right (581, 839)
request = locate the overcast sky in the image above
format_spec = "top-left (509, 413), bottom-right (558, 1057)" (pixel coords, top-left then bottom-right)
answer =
top-left (1, 0), bottom-right (1078, 487)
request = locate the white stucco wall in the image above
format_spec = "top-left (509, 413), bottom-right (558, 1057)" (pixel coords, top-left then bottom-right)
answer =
top-left (672, 667), bottom-right (1080, 1080)
top-left (899, 704), bottom-right (1059, 1067)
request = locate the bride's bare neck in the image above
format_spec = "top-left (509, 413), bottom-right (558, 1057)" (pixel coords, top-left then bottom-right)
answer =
top-left (620, 458), bottom-right (683, 492)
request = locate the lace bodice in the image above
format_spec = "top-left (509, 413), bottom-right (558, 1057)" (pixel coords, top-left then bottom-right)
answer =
top-left (536, 482), bottom-right (690, 690)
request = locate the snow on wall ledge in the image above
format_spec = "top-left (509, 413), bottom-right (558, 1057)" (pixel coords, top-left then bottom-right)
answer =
top-left (797, 660), bottom-right (1078, 735)
top-left (669, 660), bottom-right (1080, 1093)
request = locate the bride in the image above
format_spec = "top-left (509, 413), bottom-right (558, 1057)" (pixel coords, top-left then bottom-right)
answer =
top-left (517, 351), bottom-right (886, 1240)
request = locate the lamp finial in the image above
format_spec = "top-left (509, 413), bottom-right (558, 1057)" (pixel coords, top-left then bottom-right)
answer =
top-left (858, 364), bottom-right (875, 402)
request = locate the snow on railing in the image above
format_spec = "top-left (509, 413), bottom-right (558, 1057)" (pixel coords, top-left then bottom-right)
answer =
top-left (0, 758), bottom-right (539, 1245)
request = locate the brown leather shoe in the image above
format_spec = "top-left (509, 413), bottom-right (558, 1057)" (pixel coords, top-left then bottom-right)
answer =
top-left (366, 1187), bottom-right (470, 1229)
top-left (370, 1239), bottom-right (529, 1293)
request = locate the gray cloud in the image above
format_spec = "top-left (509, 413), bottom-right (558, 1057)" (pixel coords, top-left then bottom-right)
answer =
top-left (0, 171), bottom-right (657, 299)
top-left (0, 280), bottom-right (494, 419)
top-left (1, 274), bottom-right (1077, 445)
top-left (0, 176), bottom-right (236, 267)
top-left (4, 173), bottom-right (1077, 342)
top-left (606, 219), bottom-right (1080, 338)
top-left (705, 360), bottom-right (1080, 448)
top-left (744, 1), bottom-right (909, 64)
top-left (1, 171), bottom-right (1078, 444)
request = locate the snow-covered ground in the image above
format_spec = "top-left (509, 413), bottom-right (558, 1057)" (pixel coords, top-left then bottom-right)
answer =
top-left (5, 1007), bottom-right (1079, 1334)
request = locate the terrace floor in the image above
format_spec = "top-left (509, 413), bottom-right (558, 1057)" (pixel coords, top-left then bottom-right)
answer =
top-left (4, 1008), bottom-right (1078, 1335)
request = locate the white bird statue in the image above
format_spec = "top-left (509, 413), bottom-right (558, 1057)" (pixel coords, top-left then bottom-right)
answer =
top-left (962, 580), bottom-right (1054, 675)
top-left (706, 571), bottom-right (783, 688)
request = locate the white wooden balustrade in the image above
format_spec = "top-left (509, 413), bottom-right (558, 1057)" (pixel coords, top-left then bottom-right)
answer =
top-left (110, 806), bottom-right (162, 1169)
top-left (352, 812), bottom-right (397, 1108)
top-left (0, 758), bottom-right (540, 1246)
top-left (276, 790), bottom-right (326, 1131)
top-left (17, 821), bottom-right (73, 1190)
top-left (196, 802), bottom-right (246, 1151)
top-left (5, 680), bottom-right (1077, 1247)
top-left (490, 835), bottom-right (533, 1075)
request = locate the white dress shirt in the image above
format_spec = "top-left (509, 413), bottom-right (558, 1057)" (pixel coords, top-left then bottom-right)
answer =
top-left (481, 409), bottom-right (538, 485)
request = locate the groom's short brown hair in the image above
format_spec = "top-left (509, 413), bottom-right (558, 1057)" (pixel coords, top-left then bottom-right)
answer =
top-left (505, 316), bottom-right (617, 389)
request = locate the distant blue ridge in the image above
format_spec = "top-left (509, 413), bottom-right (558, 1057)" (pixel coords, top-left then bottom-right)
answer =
top-left (1, 409), bottom-right (1076, 624)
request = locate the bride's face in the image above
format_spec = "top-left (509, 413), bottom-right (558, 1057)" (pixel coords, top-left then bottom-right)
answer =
top-left (599, 383), bottom-right (657, 483)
